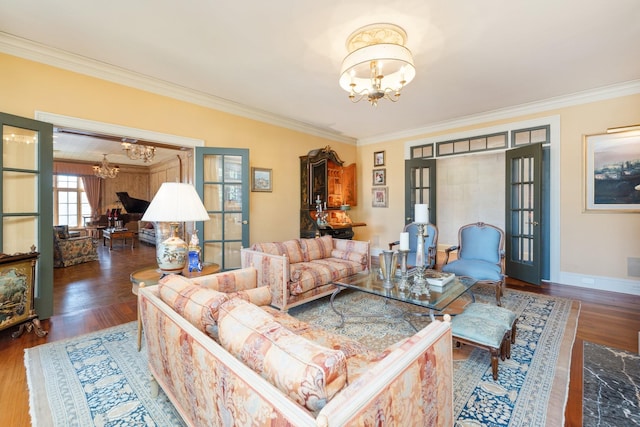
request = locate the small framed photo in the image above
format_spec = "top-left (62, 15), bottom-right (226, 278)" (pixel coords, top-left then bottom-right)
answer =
top-left (584, 130), bottom-right (640, 212)
top-left (372, 187), bottom-right (388, 208)
top-left (374, 150), bottom-right (385, 166)
top-left (372, 168), bottom-right (386, 185)
top-left (251, 167), bottom-right (272, 192)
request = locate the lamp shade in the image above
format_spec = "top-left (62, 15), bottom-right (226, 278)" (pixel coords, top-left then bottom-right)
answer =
top-left (142, 182), bottom-right (209, 222)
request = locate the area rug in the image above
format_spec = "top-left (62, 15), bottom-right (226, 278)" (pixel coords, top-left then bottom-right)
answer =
top-left (25, 285), bottom-right (578, 427)
top-left (291, 284), bottom-right (580, 427)
top-left (583, 341), bottom-right (640, 427)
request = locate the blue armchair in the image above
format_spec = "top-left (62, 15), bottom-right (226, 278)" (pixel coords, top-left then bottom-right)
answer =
top-left (442, 222), bottom-right (505, 305)
top-left (389, 222), bottom-right (438, 269)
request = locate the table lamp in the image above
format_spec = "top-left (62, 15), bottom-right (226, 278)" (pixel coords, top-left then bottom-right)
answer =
top-left (142, 182), bottom-right (210, 274)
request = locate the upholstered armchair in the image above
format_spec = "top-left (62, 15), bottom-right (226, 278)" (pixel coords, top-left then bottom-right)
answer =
top-left (442, 222), bottom-right (505, 305)
top-left (389, 222), bottom-right (438, 269)
top-left (53, 226), bottom-right (99, 268)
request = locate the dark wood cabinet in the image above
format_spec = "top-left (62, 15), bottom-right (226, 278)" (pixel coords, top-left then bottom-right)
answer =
top-left (300, 146), bottom-right (363, 238)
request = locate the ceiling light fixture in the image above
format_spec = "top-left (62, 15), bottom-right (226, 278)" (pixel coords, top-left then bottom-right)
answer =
top-left (93, 154), bottom-right (120, 179)
top-left (121, 139), bottom-right (156, 163)
top-left (339, 23), bottom-right (416, 106)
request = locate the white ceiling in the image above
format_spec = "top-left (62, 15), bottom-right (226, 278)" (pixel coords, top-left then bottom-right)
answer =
top-left (1, 0), bottom-right (639, 163)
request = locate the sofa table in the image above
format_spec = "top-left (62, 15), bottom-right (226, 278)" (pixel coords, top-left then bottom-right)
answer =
top-left (130, 263), bottom-right (220, 350)
top-left (103, 228), bottom-right (136, 250)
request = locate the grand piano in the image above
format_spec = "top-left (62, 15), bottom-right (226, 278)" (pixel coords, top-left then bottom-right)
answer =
top-left (116, 192), bottom-right (150, 214)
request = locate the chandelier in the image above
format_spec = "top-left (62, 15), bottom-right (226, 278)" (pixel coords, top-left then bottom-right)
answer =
top-left (339, 23), bottom-right (416, 106)
top-left (93, 154), bottom-right (120, 179)
top-left (121, 140), bottom-right (156, 163)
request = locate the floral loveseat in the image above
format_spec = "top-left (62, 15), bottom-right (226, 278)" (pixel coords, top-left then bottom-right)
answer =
top-left (240, 235), bottom-right (370, 311)
top-left (138, 268), bottom-right (454, 426)
top-left (53, 225), bottom-right (98, 268)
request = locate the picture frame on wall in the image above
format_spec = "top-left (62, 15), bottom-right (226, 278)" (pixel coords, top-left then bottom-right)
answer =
top-left (372, 187), bottom-right (388, 208)
top-left (251, 167), bottom-right (272, 192)
top-left (372, 168), bottom-right (386, 185)
top-left (583, 130), bottom-right (640, 212)
top-left (374, 150), bottom-right (385, 166)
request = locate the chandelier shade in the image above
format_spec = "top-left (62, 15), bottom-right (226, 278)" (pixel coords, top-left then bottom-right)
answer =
top-left (339, 23), bottom-right (415, 106)
top-left (93, 154), bottom-right (119, 179)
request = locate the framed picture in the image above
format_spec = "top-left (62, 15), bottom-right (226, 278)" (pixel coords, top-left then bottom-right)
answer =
top-left (372, 168), bottom-right (386, 185)
top-left (584, 130), bottom-right (640, 212)
top-left (251, 167), bottom-right (272, 192)
top-left (372, 187), bottom-right (388, 208)
top-left (374, 150), bottom-right (385, 166)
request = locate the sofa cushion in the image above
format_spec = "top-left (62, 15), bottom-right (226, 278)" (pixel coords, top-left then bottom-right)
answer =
top-left (158, 274), bottom-right (230, 338)
top-left (191, 267), bottom-right (257, 293)
top-left (330, 248), bottom-right (367, 265)
top-left (300, 236), bottom-right (333, 261)
top-left (289, 259), bottom-right (364, 295)
top-left (250, 239), bottom-right (305, 264)
top-left (218, 298), bottom-right (347, 412)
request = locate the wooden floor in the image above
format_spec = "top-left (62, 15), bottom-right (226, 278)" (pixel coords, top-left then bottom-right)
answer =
top-left (1, 244), bottom-right (638, 427)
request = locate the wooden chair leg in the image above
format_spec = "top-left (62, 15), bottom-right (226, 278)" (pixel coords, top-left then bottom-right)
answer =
top-left (495, 283), bottom-right (502, 306)
top-left (490, 348), bottom-right (500, 380)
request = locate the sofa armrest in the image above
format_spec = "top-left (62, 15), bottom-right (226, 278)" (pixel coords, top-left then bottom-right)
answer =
top-left (191, 267), bottom-right (259, 292)
top-left (317, 320), bottom-right (453, 426)
top-left (241, 248), bottom-right (290, 310)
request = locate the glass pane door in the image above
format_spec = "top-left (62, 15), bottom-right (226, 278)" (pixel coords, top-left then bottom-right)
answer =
top-left (0, 113), bottom-right (54, 318)
top-left (195, 148), bottom-right (249, 270)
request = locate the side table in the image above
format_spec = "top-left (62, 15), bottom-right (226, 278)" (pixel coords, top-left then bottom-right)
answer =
top-left (131, 262), bottom-right (220, 351)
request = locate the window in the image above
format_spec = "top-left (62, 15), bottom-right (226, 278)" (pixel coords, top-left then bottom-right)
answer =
top-left (54, 175), bottom-right (91, 227)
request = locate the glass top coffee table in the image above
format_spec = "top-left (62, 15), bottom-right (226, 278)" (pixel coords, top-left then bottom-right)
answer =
top-left (330, 271), bottom-right (477, 329)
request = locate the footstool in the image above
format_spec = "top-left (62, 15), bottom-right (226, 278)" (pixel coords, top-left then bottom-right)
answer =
top-left (451, 311), bottom-right (511, 380)
top-left (461, 303), bottom-right (518, 359)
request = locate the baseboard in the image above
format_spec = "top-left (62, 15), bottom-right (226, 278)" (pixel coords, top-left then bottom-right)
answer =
top-left (558, 271), bottom-right (640, 296)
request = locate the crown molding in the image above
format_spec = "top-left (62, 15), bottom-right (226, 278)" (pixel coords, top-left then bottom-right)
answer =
top-left (358, 79), bottom-right (640, 146)
top-left (0, 32), bottom-right (356, 145)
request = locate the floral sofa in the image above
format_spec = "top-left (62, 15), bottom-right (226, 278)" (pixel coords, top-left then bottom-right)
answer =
top-left (240, 235), bottom-right (370, 311)
top-left (138, 268), bottom-right (454, 426)
top-left (53, 225), bottom-right (98, 267)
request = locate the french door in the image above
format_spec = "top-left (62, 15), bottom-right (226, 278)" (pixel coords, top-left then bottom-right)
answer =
top-left (194, 148), bottom-right (249, 270)
top-left (505, 143), bottom-right (543, 284)
top-left (0, 112), bottom-right (54, 318)
top-left (404, 158), bottom-right (437, 225)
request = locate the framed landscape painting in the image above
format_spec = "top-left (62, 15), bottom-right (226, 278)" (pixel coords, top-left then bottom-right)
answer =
top-left (251, 167), bottom-right (272, 192)
top-left (584, 130), bottom-right (640, 212)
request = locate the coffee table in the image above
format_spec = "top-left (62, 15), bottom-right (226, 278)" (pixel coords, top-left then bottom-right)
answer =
top-left (103, 228), bottom-right (136, 250)
top-left (331, 271), bottom-right (477, 330)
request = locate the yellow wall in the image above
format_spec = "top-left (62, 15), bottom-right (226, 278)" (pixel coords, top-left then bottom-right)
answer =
top-left (0, 53), bottom-right (356, 244)
top-left (2, 52), bottom-right (639, 293)
top-left (355, 94), bottom-right (640, 292)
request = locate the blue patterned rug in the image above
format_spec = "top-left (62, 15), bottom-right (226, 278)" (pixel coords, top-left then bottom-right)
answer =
top-left (25, 285), bottom-right (578, 426)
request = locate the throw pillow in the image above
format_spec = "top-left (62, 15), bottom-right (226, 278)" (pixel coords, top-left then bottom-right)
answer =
top-left (300, 235), bottom-right (333, 261)
top-left (54, 225), bottom-right (70, 239)
top-left (218, 298), bottom-right (347, 412)
top-left (158, 274), bottom-right (230, 339)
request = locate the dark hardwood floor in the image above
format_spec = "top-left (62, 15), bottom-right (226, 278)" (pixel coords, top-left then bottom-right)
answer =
top-left (1, 244), bottom-right (638, 427)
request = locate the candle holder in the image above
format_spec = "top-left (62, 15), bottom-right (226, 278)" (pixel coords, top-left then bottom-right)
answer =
top-left (411, 223), bottom-right (430, 295)
top-left (397, 249), bottom-right (410, 290)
